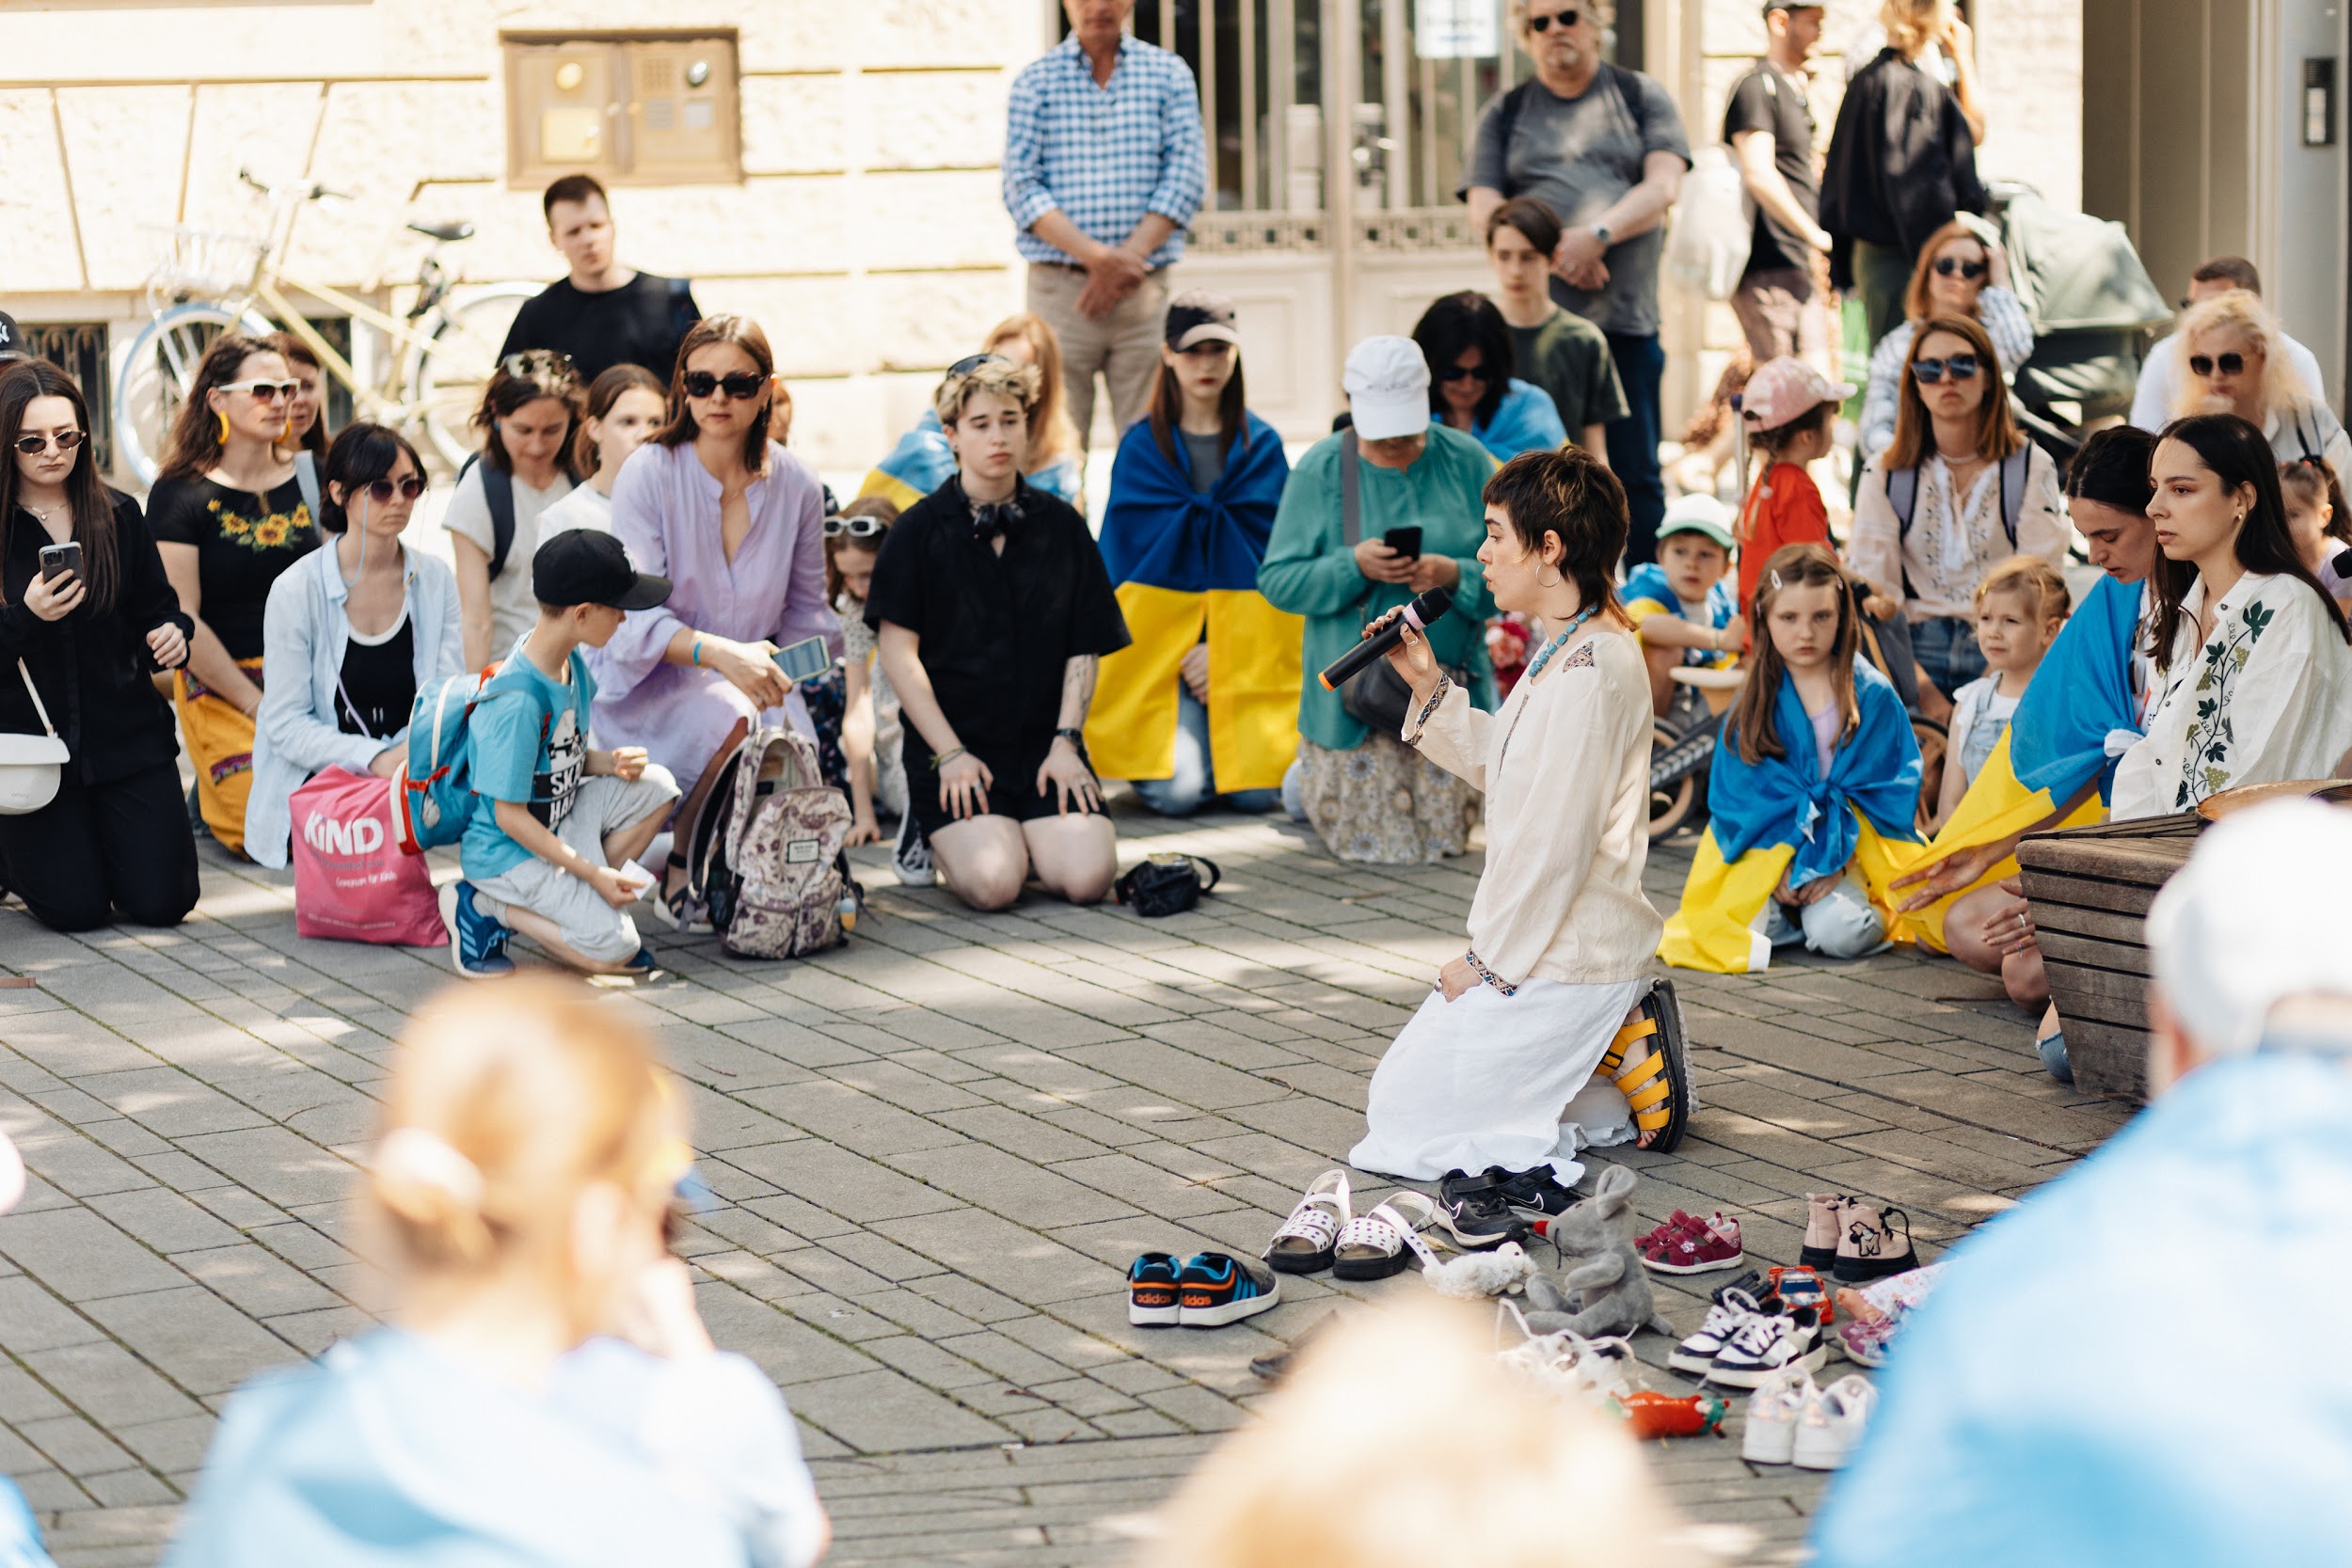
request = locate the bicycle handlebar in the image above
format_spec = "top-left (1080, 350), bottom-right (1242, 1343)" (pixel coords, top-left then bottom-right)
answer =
top-left (237, 166), bottom-right (348, 203)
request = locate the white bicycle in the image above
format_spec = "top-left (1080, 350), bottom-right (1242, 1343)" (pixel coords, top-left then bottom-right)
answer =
top-left (115, 170), bottom-right (540, 482)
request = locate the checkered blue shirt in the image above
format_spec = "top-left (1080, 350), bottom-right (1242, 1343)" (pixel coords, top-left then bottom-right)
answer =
top-left (1002, 35), bottom-right (1207, 268)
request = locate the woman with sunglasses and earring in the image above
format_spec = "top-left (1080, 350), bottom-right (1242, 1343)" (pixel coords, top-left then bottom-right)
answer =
top-left (600, 316), bottom-right (838, 922)
top-left (149, 333), bottom-right (322, 858)
top-left (2169, 289), bottom-right (2352, 480)
top-left (1857, 218), bottom-right (2034, 464)
top-left (1850, 314), bottom-right (2066, 720)
top-left (243, 423), bottom-right (461, 871)
top-left (0, 361), bottom-right (199, 932)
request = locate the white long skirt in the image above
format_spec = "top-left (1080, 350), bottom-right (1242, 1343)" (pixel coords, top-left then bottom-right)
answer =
top-left (1347, 975), bottom-right (1645, 1183)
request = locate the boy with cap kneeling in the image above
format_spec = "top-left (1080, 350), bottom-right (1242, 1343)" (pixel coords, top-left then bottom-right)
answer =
top-left (440, 531), bottom-right (681, 979)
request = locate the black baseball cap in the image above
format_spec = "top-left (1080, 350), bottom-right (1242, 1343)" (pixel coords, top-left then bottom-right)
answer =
top-left (0, 311), bottom-right (24, 362)
top-left (1164, 291), bottom-right (1241, 351)
top-left (532, 529), bottom-right (671, 611)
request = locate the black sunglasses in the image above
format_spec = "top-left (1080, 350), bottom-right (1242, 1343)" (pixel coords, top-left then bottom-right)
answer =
top-left (1527, 7), bottom-right (1581, 31)
top-left (1912, 354), bottom-right (1980, 385)
top-left (358, 476), bottom-right (427, 503)
top-left (682, 370), bottom-right (768, 400)
top-left (12, 429), bottom-right (86, 456)
top-left (1437, 362), bottom-right (1489, 383)
top-left (945, 352), bottom-right (1013, 379)
top-left (2187, 352), bottom-right (2246, 377)
top-left (1932, 257), bottom-right (1988, 280)
top-left (825, 515), bottom-right (889, 540)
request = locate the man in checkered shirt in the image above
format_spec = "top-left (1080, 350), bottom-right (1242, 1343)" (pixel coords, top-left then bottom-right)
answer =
top-left (1003, 0), bottom-right (1208, 451)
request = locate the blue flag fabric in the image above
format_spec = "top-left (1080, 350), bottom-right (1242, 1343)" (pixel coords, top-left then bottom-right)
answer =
top-left (866, 411), bottom-right (1082, 507)
top-left (1621, 562), bottom-right (1738, 630)
top-left (1434, 378), bottom-right (1568, 463)
top-left (2008, 571), bottom-right (2144, 803)
top-left (1097, 413), bottom-right (1290, 592)
top-left (1708, 658), bottom-right (1923, 887)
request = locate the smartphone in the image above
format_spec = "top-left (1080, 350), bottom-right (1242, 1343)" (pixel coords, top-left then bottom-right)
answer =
top-left (38, 542), bottom-right (81, 583)
top-left (1383, 526), bottom-right (1423, 560)
top-left (771, 635), bottom-right (833, 684)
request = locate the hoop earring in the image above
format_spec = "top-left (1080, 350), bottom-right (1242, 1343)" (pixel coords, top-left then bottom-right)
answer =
top-left (215, 409), bottom-right (232, 447)
top-left (1536, 567), bottom-right (1563, 589)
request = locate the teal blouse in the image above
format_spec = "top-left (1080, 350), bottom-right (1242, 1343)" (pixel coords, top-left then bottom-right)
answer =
top-left (1258, 423), bottom-right (1497, 751)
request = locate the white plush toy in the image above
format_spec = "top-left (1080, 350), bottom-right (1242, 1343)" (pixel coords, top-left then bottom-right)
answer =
top-left (1423, 1240), bottom-right (1541, 1300)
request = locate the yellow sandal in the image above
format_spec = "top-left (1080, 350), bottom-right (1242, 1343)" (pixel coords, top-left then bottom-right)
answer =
top-left (1599, 978), bottom-right (1692, 1153)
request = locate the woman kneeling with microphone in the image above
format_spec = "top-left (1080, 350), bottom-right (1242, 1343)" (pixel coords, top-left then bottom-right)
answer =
top-left (1349, 448), bottom-right (1692, 1194)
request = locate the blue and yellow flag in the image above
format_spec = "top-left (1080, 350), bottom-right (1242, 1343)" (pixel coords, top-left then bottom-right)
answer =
top-left (1623, 562), bottom-right (1738, 671)
top-left (858, 410), bottom-right (1083, 513)
top-left (1086, 414), bottom-right (1300, 792)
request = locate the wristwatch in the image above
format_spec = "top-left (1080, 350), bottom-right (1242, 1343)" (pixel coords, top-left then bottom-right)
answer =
top-left (1055, 727), bottom-right (1088, 749)
top-left (1590, 221), bottom-right (1614, 246)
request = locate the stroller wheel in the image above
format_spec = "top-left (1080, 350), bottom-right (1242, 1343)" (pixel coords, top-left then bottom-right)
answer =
top-left (1649, 717), bottom-right (1706, 840)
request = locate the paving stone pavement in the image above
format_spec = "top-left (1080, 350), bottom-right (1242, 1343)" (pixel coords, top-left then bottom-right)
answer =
top-left (0, 802), bottom-right (2134, 1566)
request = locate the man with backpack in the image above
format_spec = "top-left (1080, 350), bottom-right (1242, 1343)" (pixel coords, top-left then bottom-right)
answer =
top-left (1461, 0), bottom-right (1690, 565)
top-left (438, 531), bottom-right (679, 979)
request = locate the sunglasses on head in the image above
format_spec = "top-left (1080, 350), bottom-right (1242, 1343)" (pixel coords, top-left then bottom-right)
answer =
top-left (1526, 6), bottom-right (1580, 31)
top-left (1437, 362), bottom-right (1489, 383)
top-left (825, 515), bottom-right (889, 540)
top-left (356, 476), bottom-right (427, 504)
top-left (13, 429), bottom-right (86, 456)
top-left (946, 352), bottom-right (1013, 379)
top-left (221, 378), bottom-right (299, 402)
top-left (1912, 353), bottom-right (1980, 385)
top-left (1932, 257), bottom-right (1988, 280)
top-left (2187, 352), bottom-right (2246, 377)
top-left (501, 350), bottom-right (575, 378)
top-left (681, 370), bottom-right (768, 400)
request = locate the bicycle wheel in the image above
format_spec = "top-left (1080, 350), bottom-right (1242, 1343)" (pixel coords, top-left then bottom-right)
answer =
top-left (113, 302), bottom-right (274, 484)
top-left (411, 282), bottom-right (539, 472)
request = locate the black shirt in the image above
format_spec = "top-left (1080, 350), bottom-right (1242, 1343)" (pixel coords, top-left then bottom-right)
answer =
top-left (498, 272), bottom-right (702, 384)
top-left (146, 474), bottom-right (320, 661)
top-left (864, 476), bottom-right (1130, 768)
top-left (1820, 49), bottom-right (1986, 290)
top-left (337, 612), bottom-right (417, 740)
top-left (1722, 60), bottom-right (1819, 277)
top-left (0, 493), bottom-right (193, 784)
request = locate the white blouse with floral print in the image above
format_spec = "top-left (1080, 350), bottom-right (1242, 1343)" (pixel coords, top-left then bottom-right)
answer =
top-left (2111, 572), bottom-right (2352, 820)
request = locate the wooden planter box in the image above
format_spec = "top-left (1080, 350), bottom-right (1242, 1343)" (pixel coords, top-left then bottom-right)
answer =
top-left (2015, 812), bottom-right (2203, 1102)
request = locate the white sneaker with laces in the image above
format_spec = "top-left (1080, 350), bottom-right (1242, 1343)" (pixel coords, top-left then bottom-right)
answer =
top-left (1669, 1287), bottom-right (1763, 1374)
top-left (1792, 1374), bottom-right (1878, 1469)
top-left (1740, 1366), bottom-right (1818, 1465)
top-left (893, 812), bottom-right (937, 888)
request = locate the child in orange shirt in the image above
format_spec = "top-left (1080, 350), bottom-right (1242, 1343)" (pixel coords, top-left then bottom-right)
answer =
top-left (1734, 358), bottom-right (1851, 611)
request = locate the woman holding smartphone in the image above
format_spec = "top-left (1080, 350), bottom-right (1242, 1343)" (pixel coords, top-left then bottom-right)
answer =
top-left (597, 317), bottom-right (836, 924)
top-left (0, 361), bottom-right (199, 931)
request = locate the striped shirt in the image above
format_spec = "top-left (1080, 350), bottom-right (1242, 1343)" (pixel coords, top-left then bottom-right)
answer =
top-left (1002, 34), bottom-right (1207, 269)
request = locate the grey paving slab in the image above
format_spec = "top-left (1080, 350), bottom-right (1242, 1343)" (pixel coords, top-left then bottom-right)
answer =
top-left (0, 807), bottom-right (2133, 1565)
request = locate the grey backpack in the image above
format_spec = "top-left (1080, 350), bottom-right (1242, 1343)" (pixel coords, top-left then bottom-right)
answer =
top-left (692, 726), bottom-right (858, 959)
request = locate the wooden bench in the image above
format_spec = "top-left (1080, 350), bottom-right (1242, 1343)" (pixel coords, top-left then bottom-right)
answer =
top-left (2015, 812), bottom-right (2202, 1102)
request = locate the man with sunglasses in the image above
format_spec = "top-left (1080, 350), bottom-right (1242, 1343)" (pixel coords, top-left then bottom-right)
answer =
top-left (2127, 257), bottom-right (2329, 434)
top-left (498, 174), bottom-right (701, 384)
top-left (1462, 0), bottom-right (1691, 564)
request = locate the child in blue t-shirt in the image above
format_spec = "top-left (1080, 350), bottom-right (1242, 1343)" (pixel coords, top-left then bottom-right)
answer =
top-left (1625, 497), bottom-right (1743, 715)
top-left (441, 531), bottom-right (681, 979)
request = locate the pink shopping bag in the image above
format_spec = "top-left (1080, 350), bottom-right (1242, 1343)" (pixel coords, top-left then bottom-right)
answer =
top-left (290, 767), bottom-right (447, 946)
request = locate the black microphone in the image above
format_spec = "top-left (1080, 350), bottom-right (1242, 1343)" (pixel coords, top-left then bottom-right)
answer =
top-left (1318, 587), bottom-right (1454, 691)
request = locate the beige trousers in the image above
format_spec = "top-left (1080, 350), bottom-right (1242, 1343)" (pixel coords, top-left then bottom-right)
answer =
top-left (1025, 262), bottom-right (1171, 451)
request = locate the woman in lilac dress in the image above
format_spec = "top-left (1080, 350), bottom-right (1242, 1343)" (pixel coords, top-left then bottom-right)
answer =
top-left (598, 316), bottom-right (836, 914)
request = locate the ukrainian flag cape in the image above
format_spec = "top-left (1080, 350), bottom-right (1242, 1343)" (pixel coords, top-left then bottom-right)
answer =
top-left (1437, 378), bottom-right (1568, 463)
top-left (1661, 660), bottom-right (1921, 974)
top-left (858, 410), bottom-right (1083, 512)
top-left (1883, 572), bottom-right (2143, 950)
top-left (1086, 414), bottom-right (1301, 792)
top-left (1622, 562), bottom-right (1738, 670)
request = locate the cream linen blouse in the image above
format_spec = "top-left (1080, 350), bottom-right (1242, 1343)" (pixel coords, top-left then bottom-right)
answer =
top-left (1403, 624), bottom-right (1662, 988)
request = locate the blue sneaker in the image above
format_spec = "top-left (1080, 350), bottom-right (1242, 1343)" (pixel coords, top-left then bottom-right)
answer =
top-left (618, 945), bottom-right (657, 978)
top-left (437, 881), bottom-right (515, 979)
top-left (1177, 1252), bottom-right (1280, 1328)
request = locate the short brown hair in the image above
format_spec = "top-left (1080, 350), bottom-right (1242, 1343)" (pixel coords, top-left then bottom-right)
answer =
top-left (542, 173), bottom-right (609, 223)
top-left (1486, 197), bottom-right (1562, 258)
top-left (2191, 255), bottom-right (2261, 295)
top-left (1482, 447), bottom-right (1626, 623)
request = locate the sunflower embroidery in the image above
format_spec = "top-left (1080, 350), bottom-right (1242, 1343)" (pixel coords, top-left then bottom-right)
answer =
top-left (205, 498), bottom-right (310, 553)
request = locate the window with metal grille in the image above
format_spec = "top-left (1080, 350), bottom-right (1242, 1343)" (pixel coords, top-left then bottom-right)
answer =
top-left (502, 32), bottom-right (741, 187)
top-left (23, 324), bottom-right (113, 475)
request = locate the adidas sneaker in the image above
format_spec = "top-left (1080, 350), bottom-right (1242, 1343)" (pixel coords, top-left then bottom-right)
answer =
top-left (1177, 1252), bottom-right (1280, 1328)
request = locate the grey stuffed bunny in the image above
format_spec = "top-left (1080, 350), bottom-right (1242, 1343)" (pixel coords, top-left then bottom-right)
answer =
top-left (1520, 1164), bottom-right (1676, 1339)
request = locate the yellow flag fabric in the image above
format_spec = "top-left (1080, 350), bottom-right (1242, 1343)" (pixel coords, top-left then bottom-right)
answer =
top-left (1659, 817), bottom-right (1918, 974)
top-left (1086, 583), bottom-right (1303, 793)
top-left (1880, 729), bottom-right (2106, 952)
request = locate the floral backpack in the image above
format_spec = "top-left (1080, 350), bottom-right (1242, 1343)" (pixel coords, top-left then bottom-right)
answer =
top-left (689, 725), bottom-right (860, 959)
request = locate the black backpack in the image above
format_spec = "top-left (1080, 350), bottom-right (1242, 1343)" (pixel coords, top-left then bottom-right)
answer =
top-left (1458, 64), bottom-right (1650, 202)
top-left (453, 452), bottom-right (519, 580)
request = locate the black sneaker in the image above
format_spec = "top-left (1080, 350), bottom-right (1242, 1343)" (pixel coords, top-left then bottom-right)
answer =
top-left (1438, 1182), bottom-right (1528, 1249)
top-left (892, 812), bottom-right (936, 888)
top-left (1496, 1165), bottom-right (1580, 1216)
top-left (1437, 1166), bottom-right (1507, 1207)
top-left (1711, 1268), bottom-right (1774, 1310)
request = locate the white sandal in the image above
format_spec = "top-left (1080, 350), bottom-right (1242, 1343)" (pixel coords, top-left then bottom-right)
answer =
top-left (1333, 1191), bottom-right (1440, 1281)
top-left (1264, 1169), bottom-right (1352, 1275)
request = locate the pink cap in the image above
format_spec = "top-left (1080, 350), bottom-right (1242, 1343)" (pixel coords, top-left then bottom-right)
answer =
top-left (1740, 356), bottom-right (1856, 432)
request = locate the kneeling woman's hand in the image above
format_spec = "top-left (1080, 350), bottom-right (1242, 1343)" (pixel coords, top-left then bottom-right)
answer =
top-left (1371, 607), bottom-right (1442, 705)
top-left (1438, 954), bottom-right (1478, 1001)
top-left (939, 751), bottom-right (993, 821)
top-left (1037, 736), bottom-right (1102, 816)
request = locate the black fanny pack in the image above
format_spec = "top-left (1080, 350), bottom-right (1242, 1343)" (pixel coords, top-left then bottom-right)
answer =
top-left (1114, 854), bottom-right (1221, 917)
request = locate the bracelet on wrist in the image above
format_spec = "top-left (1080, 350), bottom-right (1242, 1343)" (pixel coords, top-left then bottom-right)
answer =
top-left (932, 745), bottom-right (968, 768)
top-left (690, 636), bottom-right (704, 666)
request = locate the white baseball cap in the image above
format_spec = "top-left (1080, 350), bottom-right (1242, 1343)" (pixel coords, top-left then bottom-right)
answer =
top-left (1343, 336), bottom-right (1431, 442)
top-left (2148, 800), bottom-right (2352, 1057)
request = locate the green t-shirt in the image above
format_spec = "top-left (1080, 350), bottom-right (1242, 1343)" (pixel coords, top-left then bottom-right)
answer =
top-left (1507, 308), bottom-right (1629, 440)
top-left (1257, 423), bottom-right (1499, 752)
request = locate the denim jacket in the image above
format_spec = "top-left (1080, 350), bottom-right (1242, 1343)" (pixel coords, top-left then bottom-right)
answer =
top-left (245, 541), bottom-right (462, 869)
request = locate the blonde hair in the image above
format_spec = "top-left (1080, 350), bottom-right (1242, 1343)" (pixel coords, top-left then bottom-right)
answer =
top-left (369, 979), bottom-right (690, 1335)
top-left (1138, 1300), bottom-right (1716, 1568)
top-left (1881, 0), bottom-right (1953, 57)
top-left (934, 356), bottom-right (1043, 429)
top-left (2172, 289), bottom-right (2311, 425)
top-left (1975, 553), bottom-right (2071, 623)
top-left (982, 312), bottom-right (1082, 472)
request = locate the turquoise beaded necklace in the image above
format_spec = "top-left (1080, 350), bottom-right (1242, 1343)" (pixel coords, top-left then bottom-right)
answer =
top-left (1521, 603), bottom-right (1599, 684)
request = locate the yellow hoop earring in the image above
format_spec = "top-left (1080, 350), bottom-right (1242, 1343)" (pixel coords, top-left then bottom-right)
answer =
top-left (215, 409), bottom-right (232, 447)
